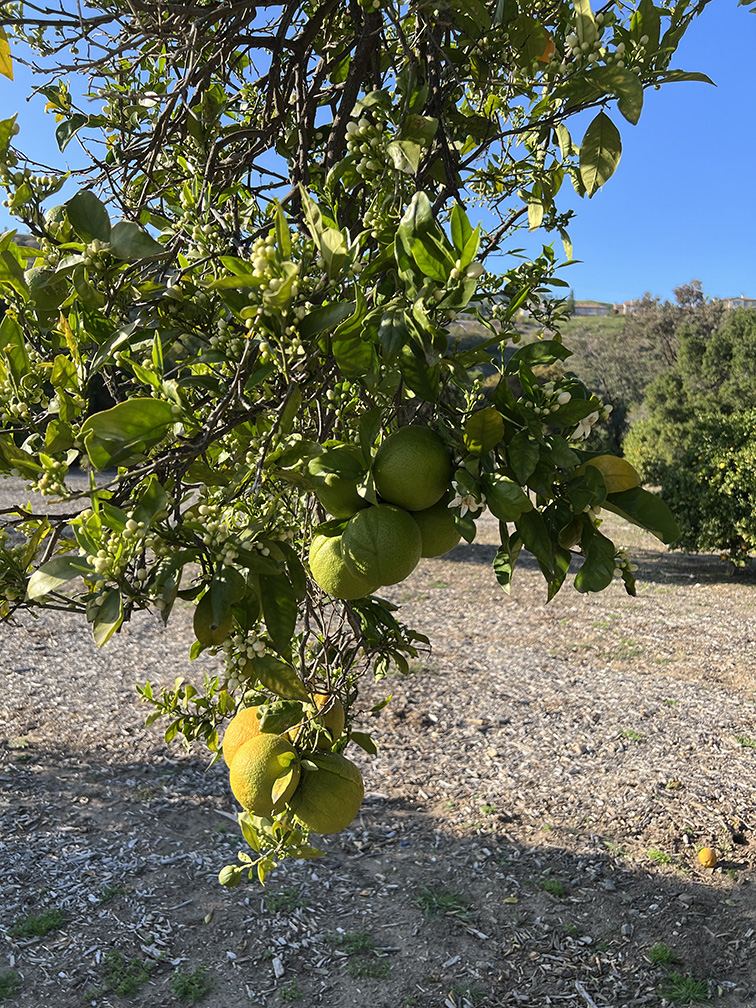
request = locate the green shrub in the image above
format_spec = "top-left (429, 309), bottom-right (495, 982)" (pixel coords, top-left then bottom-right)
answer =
top-left (627, 408), bottom-right (756, 564)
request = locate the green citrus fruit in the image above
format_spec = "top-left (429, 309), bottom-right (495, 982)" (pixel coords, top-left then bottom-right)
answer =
top-left (288, 751), bottom-right (364, 834)
top-left (373, 426), bottom-right (453, 511)
top-left (309, 533), bottom-right (380, 599)
top-left (287, 693), bottom-right (345, 749)
top-left (309, 447), bottom-right (367, 519)
top-left (342, 504), bottom-right (422, 586)
top-left (577, 454), bottom-right (641, 493)
top-left (410, 499), bottom-right (461, 557)
top-left (222, 706), bottom-right (264, 768)
top-left (228, 734), bottom-right (300, 817)
top-left (314, 473), bottom-right (367, 519)
top-left (25, 267), bottom-right (68, 311)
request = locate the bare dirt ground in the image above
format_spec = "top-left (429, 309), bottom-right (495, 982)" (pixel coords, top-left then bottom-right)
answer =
top-left (1, 485), bottom-right (755, 1008)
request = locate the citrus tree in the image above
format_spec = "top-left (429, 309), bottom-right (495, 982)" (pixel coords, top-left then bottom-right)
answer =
top-left (0, 0), bottom-right (708, 882)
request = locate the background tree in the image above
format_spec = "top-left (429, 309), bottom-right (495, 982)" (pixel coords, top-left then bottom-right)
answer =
top-left (0, 0), bottom-right (706, 881)
top-left (625, 306), bottom-right (756, 563)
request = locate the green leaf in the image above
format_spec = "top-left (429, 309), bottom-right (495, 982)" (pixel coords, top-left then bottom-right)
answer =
top-left (398, 344), bottom-right (439, 402)
top-left (481, 473), bottom-right (533, 521)
top-left (258, 699), bottom-right (305, 734)
top-left (110, 221), bottom-right (166, 261)
top-left (56, 114), bottom-right (89, 151)
top-left (0, 312), bottom-right (30, 382)
top-left (574, 525), bottom-right (616, 594)
top-left (92, 588), bottom-right (124, 647)
top-left (350, 730), bottom-right (378, 755)
top-left (27, 555), bottom-right (94, 601)
top-left (454, 512), bottom-right (477, 543)
top-left (492, 543), bottom-right (514, 593)
top-left (505, 340), bottom-right (572, 373)
top-left (387, 139), bottom-right (423, 174)
top-left (299, 301), bottom-right (354, 340)
top-left (81, 398), bottom-right (175, 469)
top-left (377, 306), bottom-right (408, 362)
top-left (0, 26), bottom-right (12, 80)
top-left (587, 66), bottom-right (644, 125)
top-left (580, 112), bottom-right (622, 197)
top-left (66, 190), bottom-right (111, 242)
top-left (515, 509), bottom-right (555, 578)
top-left (259, 573), bottom-right (298, 656)
top-left (464, 408), bottom-right (504, 455)
top-left (602, 487), bottom-right (681, 544)
top-left (508, 430), bottom-right (539, 484)
top-left (248, 655), bottom-right (310, 701)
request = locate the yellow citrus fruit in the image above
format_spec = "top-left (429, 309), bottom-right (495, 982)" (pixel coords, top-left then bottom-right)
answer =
top-left (410, 499), bottom-right (461, 557)
top-left (342, 504), bottom-right (422, 586)
top-left (577, 454), bottom-right (641, 494)
top-left (698, 847), bottom-right (718, 868)
top-left (228, 733), bottom-right (300, 818)
top-left (309, 533), bottom-right (380, 599)
top-left (222, 706), bottom-right (264, 768)
top-left (287, 693), bottom-right (346, 749)
top-left (288, 751), bottom-right (364, 834)
top-left (373, 426), bottom-right (453, 512)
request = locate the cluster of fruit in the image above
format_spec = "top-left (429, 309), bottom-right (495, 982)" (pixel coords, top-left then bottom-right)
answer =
top-left (308, 425), bottom-right (460, 600)
top-left (222, 694), bottom-right (364, 835)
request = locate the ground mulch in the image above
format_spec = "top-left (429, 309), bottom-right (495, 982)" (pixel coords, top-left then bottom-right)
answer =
top-left (1, 479), bottom-right (755, 1008)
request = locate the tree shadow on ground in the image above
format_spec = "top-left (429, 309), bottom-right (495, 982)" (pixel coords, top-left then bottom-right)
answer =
top-left (442, 538), bottom-right (756, 588)
top-left (2, 740), bottom-right (753, 1008)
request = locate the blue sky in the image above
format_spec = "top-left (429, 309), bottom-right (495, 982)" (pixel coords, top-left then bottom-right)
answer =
top-left (0, 2), bottom-right (752, 304)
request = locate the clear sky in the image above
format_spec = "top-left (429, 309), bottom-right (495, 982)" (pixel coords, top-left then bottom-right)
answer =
top-left (0, 2), bottom-right (753, 305)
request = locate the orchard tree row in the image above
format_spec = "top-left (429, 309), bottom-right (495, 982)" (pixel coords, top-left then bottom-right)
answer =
top-left (0, 0), bottom-right (712, 881)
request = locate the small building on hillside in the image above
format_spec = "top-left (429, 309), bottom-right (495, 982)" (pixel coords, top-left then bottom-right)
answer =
top-left (722, 294), bottom-right (756, 310)
top-left (573, 300), bottom-right (613, 316)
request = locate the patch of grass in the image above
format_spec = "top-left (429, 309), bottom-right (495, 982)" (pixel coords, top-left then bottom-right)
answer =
top-left (267, 887), bottom-right (308, 913)
top-left (603, 840), bottom-right (627, 857)
top-left (99, 883), bottom-right (127, 902)
top-left (620, 729), bottom-right (644, 742)
top-left (647, 848), bottom-right (672, 865)
top-left (415, 886), bottom-right (473, 919)
top-left (171, 965), bottom-right (215, 1003)
top-left (449, 981), bottom-right (487, 1004)
top-left (615, 637), bottom-right (643, 660)
top-left (647, 941), bottom-right (675, 965)
top-left (0, 969), bottom-right (19, 1001)
top-left (325, 930), bottom-right (374, 955)
top-left (480, 804), bottom-right (496, 815)
top-left (430, 579), bottom-right (449, 589)
top-left (664, 698), bottom-right (679, 706)
top-left (563, 922), bottom-right (578, 938)
top-left (540, 878), bottom-right (565, 897)
top-left (345, 959), bottom-right (391, 979)
top-left (596, 940), bottom-right (610, 953)
top-left (734, 733), bottom-right (756, 748)
top-left (9, 907), bottom-right (64, 938)
top-left (657, 972), bottom-right (710, 1004)
top-left (279, 979), bottom-right (303, 1002)
top-left (103, 950), bottom-right (152, 997)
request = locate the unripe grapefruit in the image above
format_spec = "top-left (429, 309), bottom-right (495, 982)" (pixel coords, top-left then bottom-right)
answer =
top-left (410, 498), bottom-right (461, 557)
top-left (222, 706), bottom-right (263, 768)
top-left (228, 734), bottom-right (300, 818)
top-left (288, 751), bottom-right (364, 834)
top-left (309, 533), bottom-right (380, 599)
top-left (342, 504), bottom-right (422, 586)
top-left (315, 472), bottom-right (367, 519)
top-left (373, 426), bottom-right (453, 511)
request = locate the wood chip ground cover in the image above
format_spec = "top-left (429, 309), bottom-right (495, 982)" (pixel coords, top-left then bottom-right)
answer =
top-left (1, 480), bottom-right (755, 1007)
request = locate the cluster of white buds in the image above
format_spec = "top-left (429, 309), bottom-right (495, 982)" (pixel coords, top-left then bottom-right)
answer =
top-left (345, 114), bottom-right (388, 182)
